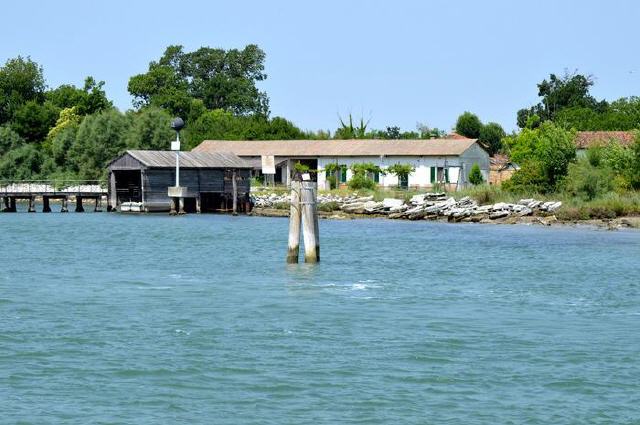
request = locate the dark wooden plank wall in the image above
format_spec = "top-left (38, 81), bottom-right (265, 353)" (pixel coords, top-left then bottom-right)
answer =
top-left (142, 168), bottom-right (251, 211)
top-left (109, 154), bottom-right (144, 170)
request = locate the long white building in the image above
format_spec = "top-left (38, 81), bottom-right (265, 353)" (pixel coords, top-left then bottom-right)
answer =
top-left (193, 138), bottom-right (490, 190)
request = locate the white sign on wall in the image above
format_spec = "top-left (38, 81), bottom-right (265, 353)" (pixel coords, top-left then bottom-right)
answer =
top-left (261, 155), bottom-right (276, 174)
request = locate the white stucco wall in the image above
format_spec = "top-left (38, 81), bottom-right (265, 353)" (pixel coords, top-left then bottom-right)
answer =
top-left (316, 156), bottom-right (481, 189)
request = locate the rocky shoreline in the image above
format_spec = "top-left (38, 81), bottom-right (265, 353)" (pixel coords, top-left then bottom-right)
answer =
top-left (250, 192), bottom-right (640, 230)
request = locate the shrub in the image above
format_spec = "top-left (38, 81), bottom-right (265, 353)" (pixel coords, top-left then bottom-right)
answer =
top-left (348, 174), bottom-right (377, 190)
top-left (502, 122), bottom-right (576, 192)
top-left (386, 163), bottom-right (414, 188)
top-left (318, 201), bottom-right (340, 212)
top-left (564, 158), bottom-right (614, 201)
top-left (326, 175), bottom-right (337, 190)
top-left (468, 163), bottom-right (484, 185)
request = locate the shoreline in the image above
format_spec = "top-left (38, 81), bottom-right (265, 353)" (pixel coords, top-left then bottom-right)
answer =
top-left (249, 207), bottom-right (640, 230)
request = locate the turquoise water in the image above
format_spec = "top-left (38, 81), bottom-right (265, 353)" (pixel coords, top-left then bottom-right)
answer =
top-left (1, 213), bottom-right (640, 424)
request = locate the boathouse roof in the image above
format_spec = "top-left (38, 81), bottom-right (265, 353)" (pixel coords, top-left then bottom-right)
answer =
top-left (109, 150), bottom-right (252, 169)
top-left (193, 138), bottom-right (480, 157)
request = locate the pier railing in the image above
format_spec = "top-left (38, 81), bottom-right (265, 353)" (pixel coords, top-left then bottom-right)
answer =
top-left (0, 180), bottom-right (107, 196)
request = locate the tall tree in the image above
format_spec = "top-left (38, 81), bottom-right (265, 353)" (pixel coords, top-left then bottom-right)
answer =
top-left (0, 56), bottom-right (46, 125)
top-left (455, 111), bottom-right (482, 139)
top-left (478, 122), bottom-right (506, 155)
top-left (517, 71), bottom-right (608, 128)
top-left (128, 44), bottom-right (269, 117)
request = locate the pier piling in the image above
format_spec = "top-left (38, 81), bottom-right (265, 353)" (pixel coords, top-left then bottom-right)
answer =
top-left (232, 170), bottom-right (238, 216)
top-left (301, 181), bottom-right (320, 263)
top-left (286, 180), bottom-right (302, 263)
top-left (61, 197), bottom-right (69, 213)
top-left (75, 196), bottom-right (84, 212)
top-left (42, 196), bottom-right (51, 213)
top-left (28, 197), bottom-right (36, 213)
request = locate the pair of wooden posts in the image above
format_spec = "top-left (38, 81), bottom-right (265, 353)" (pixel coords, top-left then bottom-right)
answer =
top-left (287, 180), bottom-right (320, 263)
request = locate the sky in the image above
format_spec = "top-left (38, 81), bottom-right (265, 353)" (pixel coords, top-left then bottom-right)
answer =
top-left (2, 0), bottom-right (639, 133)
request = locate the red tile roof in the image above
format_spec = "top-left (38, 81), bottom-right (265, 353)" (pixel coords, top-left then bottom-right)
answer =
top-left (574, 131), bottom-right (635, 149)
top-left (445, 132), bottom-right (471, 140)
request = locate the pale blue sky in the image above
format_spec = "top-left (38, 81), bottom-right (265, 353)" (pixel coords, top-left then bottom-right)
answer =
top-left (2, 0), bottom-right (639, 133)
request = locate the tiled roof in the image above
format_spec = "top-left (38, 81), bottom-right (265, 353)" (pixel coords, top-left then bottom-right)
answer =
top-left (193, 139), bottom-right (479, 157)
top-left (574, 131), bottom-right (635, 149)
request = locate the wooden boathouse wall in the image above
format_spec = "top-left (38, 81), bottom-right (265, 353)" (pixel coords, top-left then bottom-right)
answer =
top-left (107, 150), bottom-right (251, 213)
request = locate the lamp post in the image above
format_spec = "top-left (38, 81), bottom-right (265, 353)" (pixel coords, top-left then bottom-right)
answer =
top-left (169, 117), bottom-right (185, 214)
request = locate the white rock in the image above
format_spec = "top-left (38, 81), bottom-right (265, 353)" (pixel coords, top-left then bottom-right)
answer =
top-left (383, 198), bottom-right (404, 208)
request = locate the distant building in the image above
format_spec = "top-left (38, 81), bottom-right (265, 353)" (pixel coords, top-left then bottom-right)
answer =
top-left (574, 131), bottom-right (636, 155)
top-left (489, 154), bottom-right (520, 186)
top-left (193, 139), bottom-right (490, 190)
top-left (107, 150), bottom-right (252, 213)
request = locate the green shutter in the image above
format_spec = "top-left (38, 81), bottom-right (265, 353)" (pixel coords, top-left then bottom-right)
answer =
top-left (430, 167), bottom-right (436, 183)
top-left (445, 168), bottom-right (449, 183)
top-left (341, 168), bottom-right (347, 183)
top-left (374, 172), bottom-right (379, 183)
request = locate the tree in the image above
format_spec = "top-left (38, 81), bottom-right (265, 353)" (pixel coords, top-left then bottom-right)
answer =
top-left (128, 44), bottom-right (269, 117)
top-left (46, 77), bottom-right (112, 115)
top-left (517, 71), bottom-right (607, 128)
top-left (0, 125), bottom-right (25, 156)
top-left (335, 114), bottom-right (371, 139)
top-left (386, 163), bottom-right (415, 187)
top-left (0, 144), bottom-right (42, 179)
top-left (468, 163), bottom-right (484, 185)
top-left (503, 121), bottom-right (576, 192)
top-left (417, 122), bottom-right (446, 139)
top-left (185, 109), bottom-right (306, 148)
top-left (47, 107), bottom-right (82, 141)
top-left (455, 112), bottom-right (482, 139)
top-left (348, 162), bottom-right (383, 189)
top-left (125, 107), bottom-right (174, 150)
top-left (0, 56), bottom-right (46, 124)
top-left (382, 126), bottom-right (401, 139)
top-left (478, 122), bottom-right (506, 155)
top-left (69, 109), bottom-right (130, 179)
top-left (10, 100), bottom-right (59, 142)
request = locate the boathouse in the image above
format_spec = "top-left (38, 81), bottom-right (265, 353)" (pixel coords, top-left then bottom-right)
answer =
top-left (107, 150), bottom-right (252, 213)
top-left (193, 138), bottom-right (490, 190)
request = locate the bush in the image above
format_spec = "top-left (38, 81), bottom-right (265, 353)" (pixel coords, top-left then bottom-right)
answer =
top-left (502, 122), bottom-right (576, 192)
top-left (326, 175), bottom-right (337, 190)
top-left (468, 163), bottom-right (484, 185)
top-left (348, 174), bottom-right (377, 190)
top-left (564, 159), bottom-right (613, 201)
top-left (318, 201), bottom-right (340, 212)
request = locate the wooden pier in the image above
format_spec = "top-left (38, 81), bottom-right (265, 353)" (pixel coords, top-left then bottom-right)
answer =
top-left (0, 181), bottom-right (107, 213)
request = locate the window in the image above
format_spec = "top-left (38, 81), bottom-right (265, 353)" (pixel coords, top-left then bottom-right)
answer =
top-left (434, 167), bottom-right (449, 184)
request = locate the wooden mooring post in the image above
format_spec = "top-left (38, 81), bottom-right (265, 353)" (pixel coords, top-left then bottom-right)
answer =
top-left (232, 170), bottom-right (238, 216)
top-left (301, 181), bottom-right (320, 263)
top-left (60, 197), bottom-right (69, 213)
top-left (286, 180), bottom-right (302, 263)
top-left (42, 196), bottom-right (51, 213)
top-left (75, 196), bottom-right (84, 212)
top-left (27, 196), bottom-right (36, 213)
top-left (286, 179), bottom-right (320, 263)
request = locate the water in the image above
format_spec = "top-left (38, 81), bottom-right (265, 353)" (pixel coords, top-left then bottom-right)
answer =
top-left (1, 213), bottom-right (639, 424)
